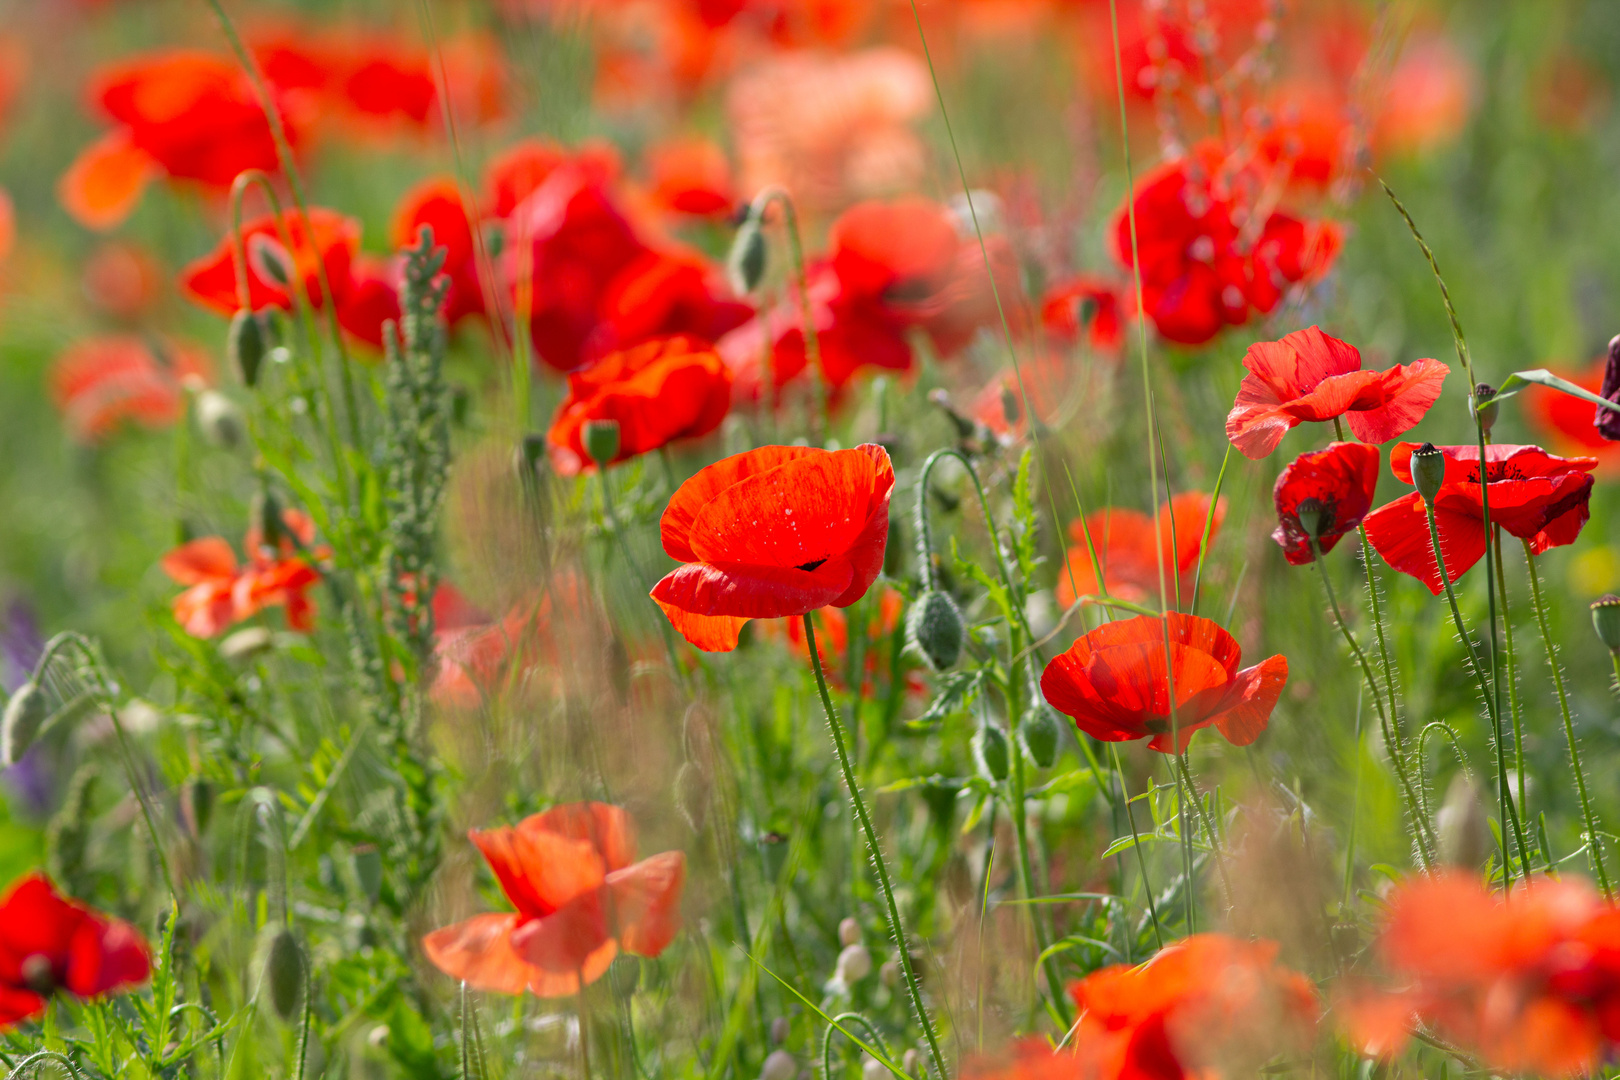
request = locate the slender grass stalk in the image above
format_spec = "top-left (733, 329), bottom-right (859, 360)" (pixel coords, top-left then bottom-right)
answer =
top-left (1344, 688), bottom-right (1364, 909)
top-left (750, 188), bottom-right (824, 444)
top-left (1491, 537), bottom-right (1529, 839)
top-left (802, 615), bottom-right (947, 1080)
top-left (1188, 444), bottom-right (1233, 618)
top-left (1522, 538), bottom-right (1611, 896)
top-left (1111, 745), bottom-right (1164, 949)
top-left (1174, 752), bottom-right (1232, 901)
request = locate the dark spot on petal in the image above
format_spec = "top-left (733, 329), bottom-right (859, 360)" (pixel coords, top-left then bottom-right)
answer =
top-left (797, 559), bottom-right (827, 572)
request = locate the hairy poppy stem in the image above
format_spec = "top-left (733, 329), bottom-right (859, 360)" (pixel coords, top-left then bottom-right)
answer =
top-left (1523, 538), bottom-right (1612, 897)
top-left (751, 188), bottom-right (824, 445)
top-left (1492, 537), bottom-right (1530, 850)
top-left (802, 614), bottom-right (947, 1080)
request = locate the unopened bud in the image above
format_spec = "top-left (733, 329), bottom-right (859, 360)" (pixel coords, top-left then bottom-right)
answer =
top-left (251, 488), bottom-right (285, 551)
top-left (863, 1058), bottom-right (887, 1080)
top-left (2, 681), bottom-right (48, 766)
top-left (769, 1016), bottom-right (791, 1045)
top-left (352, 844), bottom-right (383, 906)
top-left (1021, 701), bottom-right (1061, 768)
top-left (220, 626), bottom-right (274, 663)
top-left (879, 958), bottom-right (900, 987)
top-left (1294, 496), bottom-right (1327, 540)
top-left (248, 234), bottom-right (294, 288)
top-left (183, 776), bottom-right (215, 837)
top-left (999, 384), bottom-right (1020, 429)
top-left (838, 916), bottom-right (862, 947)
top-left (228, 310), bottom-right (270, 387)
top-left (835, 942), bottom-right (872, 984)
top-left (1435, 774), bottom-right (1491, 870)
top-left (1592, 595), bottom-right (1620, 653)
top-left (1409, 442), bottom-right (1447, 503)
top-left (258, 926), bottom-right (306, 1021)
top-left (727, 215), bottom-right (768, 295)
top-left (760, 1049), bottom-right (796, 1080)
top-left (582, 419), bottom-right (621, 468)
top-left (974, 722), bottom-right (1010, 783)
top-left (1474, 383), bottom-right (1499, 434)
top-left (196, 390), bottom-right (246, 449)
top-left (906, 589), bottom-right (965, 672)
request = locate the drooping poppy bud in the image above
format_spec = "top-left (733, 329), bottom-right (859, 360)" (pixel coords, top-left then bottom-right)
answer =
top-left (727, 212), bottom-right (767, 295)
top-left (1435, 773), bottom-right (1490, 870)
top-left (835, 942), bottom-right (872, 984)
top-left (1409, 442), bottom-right (1447, 503)
top-left (251, 488), bottom-right (286, 552)
top-left (196, 390), bottom-right (246, 449)
top-left (582, 419), bottom-right (621, 469)
top-left (228, 309), bottom-right (270, 387)
top-left (1591, 594), bottom-right (1620, 653)
top-left (1021, 701), bottom-right (1061, 768)
top-left (974, 722), bottom-right (1010, 782)
top-left (259, 926), bottom-right (306, 1021)
top-left (1, 681), bottom-right (48, 766)
top-left (906, 589), bottom-right (965, 672)
top-left (1474, 383), bottom-right (1499, 434)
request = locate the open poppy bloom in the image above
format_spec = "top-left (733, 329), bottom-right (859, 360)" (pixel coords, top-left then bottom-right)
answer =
top-left (0, 872), bottom-right (151, 1029)
top-left (1040, 612), bottom-right (1287, 753)
top-left (161, 509), bottom-right (324, 637)
top-left (1056, 493), bottom-right (1224, 609)
top-left (1343, 872), bottom-right (1620, 1076)
top-left (1067, 933), bottom-right (1319, 1079)
top-left (422, 803), bottom-right (684, 998)
top-left (650, 444), bottom-right (894, 652)
top-left (392, 178), bottom-right (484, 326)
top-left (546, 336), bottom-right (732, 476)
top-left (1225, 327), bottom-right (1450, 459)
top-left (1272, 442), bottom-right (1380, 565)
top-left (49, 336), bottom-right (211, 443)
top-left (1363, 442), bottom-right (1596, 594)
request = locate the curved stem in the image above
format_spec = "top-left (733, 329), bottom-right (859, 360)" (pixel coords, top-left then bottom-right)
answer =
top-left (1523, 539), bottom-right (1611, 897)
top-left (821, 1012), bottom-right (893, 1079)
top-left (1492, 536), bottom-right (1529, 849)
top-left (752, 188), bottom-right (823, 444)
top-left (803, 615), bottom-right (946, 1080)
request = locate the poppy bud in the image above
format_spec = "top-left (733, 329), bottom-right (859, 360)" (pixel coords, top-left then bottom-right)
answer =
top-left (1474, 383), bottom-right (1499, 434)
top-left (769, 1017), bottom-right (791, 1045)
top-left (258, 926), bottom-right (306, 1021)
top-left (1409, 442), bottom-right (1447, 503)
top-left (1435, 774), bottom-right (1491, 870)
top-left (582, 419), bottom-right (621, 468)
top-left (1294, 497), bottom-right (1327, 540)
top-left (248, 234), bottom-right (294, 288)
top-left (352, 844), bottom-right (383, 906)
top-left (228, 310), bottom-right (270, 387)
top-left (220, 626), bottom-right (274, 663)
top-left (196, 390), bottom-right (246, 449)
top-left (906, 589), bottom-right (965, 672)
top-left (727, 214), bottom-right (768, 295)
top-left (862, 1058), bottom-right (887, 1080)
top-left (1592, 595), bottom-right (1620, 653)
top-left (835, 942), bottom-right (872, 984)
top-left (1000, 384), bottom-right (1020, 429)
top-left (838, 916), bottom-right (862, 947)
top-left (183, 775), bottom-right (215, 837)
top-left (761, 1049), bottom-right (797, 1080)
top-left (974, 722), bottom-right (1010, 783)
top-left (1, 681), bottom-right (47, 766)
top-left (879, 957), bottom-right (899, 987)
top-left (251, 487), bottom-right (285, 552)
top-left (1021, 701), bottom-right (1062, 768)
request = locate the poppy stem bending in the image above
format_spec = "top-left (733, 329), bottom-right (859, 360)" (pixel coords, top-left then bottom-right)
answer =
top-left (801, 614), bottom-right (947, 1080)
top-left (751, 188), bottom-right (825, 445)
top-left (1522, 538), bottom-right (1613, 898)
top-left (1421, 499), bottom-right (1532, 886)
top-left (1307, 537), bottom-right (1436, 868)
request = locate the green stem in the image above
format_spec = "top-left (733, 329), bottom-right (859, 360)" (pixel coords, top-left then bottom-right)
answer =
top-left (597, 470), bottom-right (688, 691)
top-left (1112, 745), bottom-right (1164, 949)
top-left (1523, 538), bottom-right (1611, 897)
top-left (1492, 535), bottom-right (1529, 846)
top-left (752, 188), bottom-right (823, 444)
top-left (1003, 675), bottom-right (1069, 1028)
top-left (802, 615), bottom-right (946, 1080)
top-left (1175, 751), bottom-right (1231, 902)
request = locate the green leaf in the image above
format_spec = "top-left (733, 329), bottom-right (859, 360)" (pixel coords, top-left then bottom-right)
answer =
top-left (915, 669), bottom-right (983, 725)
top-left (1100, 833), bottom-right (1140, 859)
top-left (1488, 368), bottom-right (1620, 414)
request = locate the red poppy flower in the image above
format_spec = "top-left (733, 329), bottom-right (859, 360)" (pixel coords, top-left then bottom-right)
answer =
top-left (650, 444), bottom-right (894, 652)
top-left (546, 336), bottom-right (732, 476)
top-left (1040, 275), bottom-right (1125, 354)
top-left (1524, 359), bottom-right (1620, 472)
top-left (484, 139), bottom-right (620, 219)
top-left (1039, 612), bottom-right (1287, 753)
top-left (49, 336), bottom-right (211, 443)
top-left (645, 137), bottom-right (734, 217)
top-left (161, 509), bottom-right (323, 637)
top-left (0, 872), bottom-right (151, 1028)
top-left (589, 250), bottom-right (752, 359)
top-left (1066, 933), bottom-right (1318, 1079)
top-left (1056, 493), bottom-right (1224, 610)
top-left (81, 241), bottom-right (164, 319)
top-left (60, 52), bottom-right (293, 231)
top-left (1363, 442), bottom-right (1596, 594)
top-left (422, 803), bottom-right (685, 998)
top-left (393, 178), bottom-right (484, 325)
top-left (1272, 442), bottom-right (1380, 565)
top-left (1226, 326), bottom-right (1449, 459)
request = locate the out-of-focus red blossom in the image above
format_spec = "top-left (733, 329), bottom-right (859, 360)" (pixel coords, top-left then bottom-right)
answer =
top-left (547, 336), bottom-right (732, 476)
top-left (1040, 276), bottom-right (1125, 355)
top-left (970, 352), bottom-right (1072, 438)
top-left (1526, 358), bottom-right (1620, 473)
top-left (1255, 80), bottom-right (1359, 190)
top-left (161, 510), bottom-right (324, 638)
top-left (651, 444), bottom-right (893, 652)
top-left (1056, 493), bottom-right (1224, 610)
top-left (180, 207), bottom-right (399, 351)
top-left (1272, 442), bottom-right (1380, 566)
top-left (431, 584), bottom-right (548, 710)
top-left (1373, 34), bottom-right (1475, 156)
top-left (1040, 612), bottom-right (1286, 753)
top-left (421, 803), bottom-right (684, 998)
top-left (81, 241), bottom-right (164, 319)
top-left (393, 178), bottom-right (484, 325)
top-left (1226, 327), bottom-right (1449, 459)
top-left (645, 137), bottom-right (735, 217)
top-left (49, 335), bottom-right (211, 443)
top-left (1063, 933), bottom-right (1318, 1079)
top-left (1114, 142), bottom-right (1343, 346)
top-left (765, 588), bottom-right (920, 696)
top-left (60, 52), bottom-right (293, 231)
top-left (1343, 873), bottom-right (1620, 1077)
top-left (1364, 442), bottom-right (1597, 594)
top-left (0, 872), bottom-right (151, 1029)
top-left (0, 188), bottom-right (12, 268)
top-left (483, 138), bottom-right (621, 218)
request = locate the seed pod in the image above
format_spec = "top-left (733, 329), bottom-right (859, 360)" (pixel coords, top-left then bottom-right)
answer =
top-left (1409, 442), bottom-right (1447, 503)
top-left (1021, 701), bottom-right (1062, 768)
top-left (259, 926), bottom-right (306, 1021)
top-left (1435, 774), bottom-right (1490, 870)
top-left (838, 916), bottom-right (861, 947)
top-left (760, 1049), bottom-right (796, 1080)
top-left (835, 942), bottom-right (872, 984)
top-left (1, 681), bottom-right (48, 766)
top-left (906, 589), bottom-right (965, 672)
top-left (1474, 383), bottom-right (1499, 434)
top-left (974, 722), bottom-right (1010, 783)
top-left (351, 845), bottom-right (383, 906)
top-left (582, 419), bottom-right (621, 468)
top-left (1294, 496), bottom-right (1327, 540)
top-left (727, 213), bottom-right (768, 295)
top-left (228, 310), bottom-right (270, 387)
top-left (1592, 595), bottom-right (1620, 653)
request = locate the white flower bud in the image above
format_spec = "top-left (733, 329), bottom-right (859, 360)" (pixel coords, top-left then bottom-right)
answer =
top-left (760, 1049), bottom-right (797, 1080)
top-left (835, 943), bottom-right (872, 984)
top-left (838, 916), bottom-right (862, 947)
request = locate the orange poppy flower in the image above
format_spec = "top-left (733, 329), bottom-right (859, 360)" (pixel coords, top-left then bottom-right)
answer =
top-left (1055, 493), bottom-right (1223, 610)
top-left (650, 444), bottom-right (894, 652)
top-left (161, 509), bottom-right (323, 638)
top-left (1040, 612), bottom-right (1287, 753)
top-left (49, 335), bottom-right (211, 443)
top-left (422, 803), bottom-right (685, 998)
top-left (546, 336), bottom-right (732, 476)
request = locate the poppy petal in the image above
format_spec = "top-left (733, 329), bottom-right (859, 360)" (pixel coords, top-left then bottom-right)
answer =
top-left (58, 131), bottom-right (159, 231)
top-left (528, 802), bottom-right (637, 873)
top-left (1363, 492), bottom-right (1486, 594)
top-left (651, 601), bottom-right (750, 652)
top-left (660, 445), bottom-right (820, 562)
top-left (608, 851), bottom-right (685, 958)
top-left (421, 913), bottom-right (536, 995)
top-left (507, 888), bottom-right (612, 978)
top-left (470, 824), bottom-right (605, 919)
top-left (650, 558), bottom-right (854, 621)
top-left (686, 448), bottom-right (884, 570)
top-left (1345, 359), bottom-right (1450, 445)
top-left (1212, 653), bottom-right (1288, 746)
top-left (161, 537), bottom-right (239, 585)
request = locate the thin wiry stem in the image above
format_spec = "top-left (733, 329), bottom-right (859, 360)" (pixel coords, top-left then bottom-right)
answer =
top-left (1112, 745), bottom-right (1164, 949)
top-left (1492, 536), bottom-right (1529, 847)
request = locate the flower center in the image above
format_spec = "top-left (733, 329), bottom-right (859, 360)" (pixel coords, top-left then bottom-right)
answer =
top-left (797, 559), bottom-right (827, 572)
top-left (21, 954), bottom-right (55, 995)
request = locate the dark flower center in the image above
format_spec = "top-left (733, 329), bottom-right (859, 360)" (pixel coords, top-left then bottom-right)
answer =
top-left (797, 559), bottom-right (828, 573)
top-left (21, 954), bottom-right (55, 996)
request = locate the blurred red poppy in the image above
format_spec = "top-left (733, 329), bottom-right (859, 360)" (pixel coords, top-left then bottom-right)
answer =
top-left (1226, 327), bottom-right (1449, 459)
top-left (49, 335), bottom-right (211, 443)
top-left (81, 241), bottom-right (164, 319)
top-left (1067, 932), bottom-right (1318, 1079)
top-left (1056, 493), bottom-right (1224, 610)
top-left (1526, 359), bottom-right (1620, 469)
top-left (1272, 442), bottom-right (1380, 565)
top-left (651, 444), bottom-right (894, 652)
top-left (422, 803), bottom-right (684, 998)
top-left (1040, 612), bottom-right (1287, 753)
top-left (0, 872), bottom-right (151, 1028)
top-left (393, 177), bottom-right (484, 325)
top-left (1363, 442), bottom-right (1596, 594)
top-left (766, 587), bottom-right (918, 696)
top-left (1039, 275), bottom-right (1124, 354)
top-left (162, 509), bottom-right (323, 637)
top-left (645, 137), bottom-right (734, 217)
top-left (547, 336), bottom-right (732, 475)
top-left (484, 138), bottom-right (620, 219)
